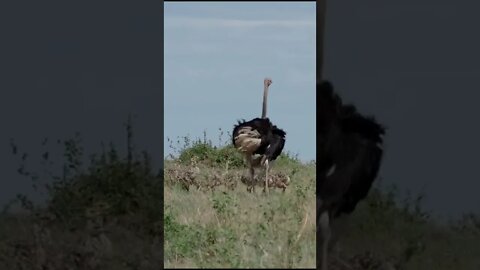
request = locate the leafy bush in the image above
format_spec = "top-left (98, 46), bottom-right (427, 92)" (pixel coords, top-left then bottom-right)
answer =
top-left (167, 128), bottom-right (302, 169)
top-left (1, 116), bottom-right (163, 270)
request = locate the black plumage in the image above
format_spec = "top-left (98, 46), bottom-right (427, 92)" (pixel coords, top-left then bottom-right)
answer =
top-left (317, 80), bottom-right (386, 270)
top-left (232, 117), bottom-right (286, 163)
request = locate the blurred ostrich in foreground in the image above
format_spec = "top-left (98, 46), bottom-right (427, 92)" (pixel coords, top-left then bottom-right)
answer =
top-left (232, 78), bottom-right (286, 194)
top-left (317, 80), bottom-right (386, 270)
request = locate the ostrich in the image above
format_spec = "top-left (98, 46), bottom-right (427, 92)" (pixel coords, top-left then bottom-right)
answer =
top-left (316, 80), bottom-right (386, 270)
top-left (232, 78), bottom-right (286, 194)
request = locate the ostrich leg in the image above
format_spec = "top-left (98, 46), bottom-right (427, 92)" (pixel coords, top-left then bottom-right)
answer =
top-left (319, 211), bottom-right (331, 270)
top-left (264, 159), bottom-right (269, 194)
top-left (249, 166), bottom-right (255, 193)
top-left (246, 154), bottom-right (255, 192)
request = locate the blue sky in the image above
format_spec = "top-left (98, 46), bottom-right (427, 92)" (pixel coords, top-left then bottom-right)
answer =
top-left (164, 2), bottom-right (316, 161)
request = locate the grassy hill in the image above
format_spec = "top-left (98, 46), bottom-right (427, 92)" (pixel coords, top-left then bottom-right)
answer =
top-left (164, 132), bottom-right (316, 268)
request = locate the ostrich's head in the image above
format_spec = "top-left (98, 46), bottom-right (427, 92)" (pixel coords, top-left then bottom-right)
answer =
top-left (264, 78), bottom-right (272, 87)
top-left (262, 77), bottom-right (272, 118)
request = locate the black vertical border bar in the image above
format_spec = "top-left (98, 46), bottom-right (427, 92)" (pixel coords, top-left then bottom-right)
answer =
top-left (316, 0), bottom-right (327, 269)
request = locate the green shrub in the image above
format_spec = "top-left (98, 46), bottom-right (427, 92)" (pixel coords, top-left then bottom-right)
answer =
top-left (7, 117), bottom-right (162, 233)
top-left (168, 128), bottom-right (302, 169)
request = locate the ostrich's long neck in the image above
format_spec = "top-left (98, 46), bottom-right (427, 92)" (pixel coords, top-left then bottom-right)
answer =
top-left (261, 83), bottom-right (269, 118)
